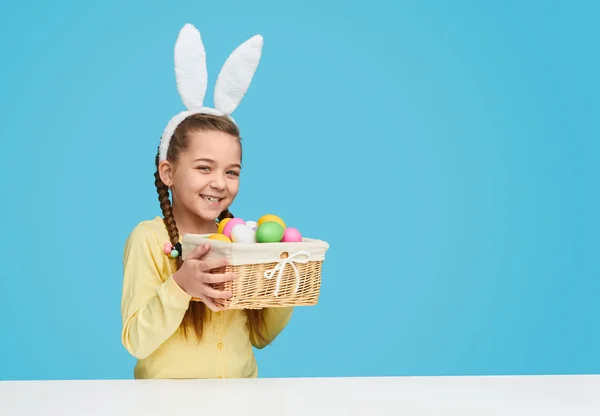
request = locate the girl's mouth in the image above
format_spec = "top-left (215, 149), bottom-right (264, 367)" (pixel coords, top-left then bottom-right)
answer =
top-left (201, 195), bottom-right (224, 204)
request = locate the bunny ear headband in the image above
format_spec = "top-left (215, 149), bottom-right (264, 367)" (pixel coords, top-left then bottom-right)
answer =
top-left (158, 23), bottom-right (263, 162)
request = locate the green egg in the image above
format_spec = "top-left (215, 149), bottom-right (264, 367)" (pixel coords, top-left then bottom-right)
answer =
top-left (255, 221), bottom-right (285, 243)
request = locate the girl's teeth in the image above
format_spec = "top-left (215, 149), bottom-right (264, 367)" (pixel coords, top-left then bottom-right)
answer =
top-left (203, 196), bottom-right (219, 203)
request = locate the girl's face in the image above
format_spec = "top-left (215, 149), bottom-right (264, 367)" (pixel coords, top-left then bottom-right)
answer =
top-left (165, 130), bottom-right (241, 223)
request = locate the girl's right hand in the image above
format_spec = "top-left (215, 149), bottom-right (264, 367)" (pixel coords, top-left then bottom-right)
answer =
top-left (172, 243), bottom-right (235, 311)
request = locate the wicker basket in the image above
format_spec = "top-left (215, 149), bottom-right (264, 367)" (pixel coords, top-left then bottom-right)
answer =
top-left (181, 234), bottom-right (330, 309)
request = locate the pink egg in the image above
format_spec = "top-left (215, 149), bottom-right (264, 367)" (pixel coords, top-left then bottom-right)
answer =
top-left (222, 218), bottom-right (245, 238)
top-left (281, 227), bottom-right (302, 242)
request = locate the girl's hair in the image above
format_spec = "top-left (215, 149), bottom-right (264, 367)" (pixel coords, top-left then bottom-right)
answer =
top-left (153, 113), bottom-right (267, 345)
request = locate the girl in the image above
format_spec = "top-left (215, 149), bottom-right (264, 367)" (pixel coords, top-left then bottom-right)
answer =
top-left (120, 24), bottom-right (293, 379)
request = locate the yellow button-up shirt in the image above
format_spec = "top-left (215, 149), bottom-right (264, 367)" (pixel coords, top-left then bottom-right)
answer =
top-left (120, 216), bottom-right (294, 379)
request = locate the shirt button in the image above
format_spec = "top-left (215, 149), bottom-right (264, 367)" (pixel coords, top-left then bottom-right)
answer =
top-left (217, 342), bottom-right (224, 351)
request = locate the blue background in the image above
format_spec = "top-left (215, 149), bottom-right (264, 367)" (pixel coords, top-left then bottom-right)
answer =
top-left (1, 0), bottom-right (598, 380)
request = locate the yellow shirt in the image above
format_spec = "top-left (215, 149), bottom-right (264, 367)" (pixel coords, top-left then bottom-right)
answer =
top-left (120, 216), bottom-right (294, 379)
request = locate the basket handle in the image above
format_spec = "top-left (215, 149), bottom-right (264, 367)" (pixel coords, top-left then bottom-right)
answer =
top-left (264, 251), bottom-right (311, 296)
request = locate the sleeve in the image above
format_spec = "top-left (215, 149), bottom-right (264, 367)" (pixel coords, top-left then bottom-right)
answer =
top-left (252, 307), bottom-right (294, 349)
top-left (120, 224), bottom-right (192, 359)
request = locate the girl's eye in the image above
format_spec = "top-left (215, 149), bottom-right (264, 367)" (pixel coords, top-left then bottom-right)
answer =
top-left (196, 166), bottom-right (239, 176)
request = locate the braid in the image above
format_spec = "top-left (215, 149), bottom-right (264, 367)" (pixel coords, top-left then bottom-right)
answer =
top-left (154, 176), bottom-right (177, 241)
top-left (154, 154), bottom-right (181, 259)
top-left (155, 176), bottom-right (183, 268)
top-left (218, 208), bottom-right (234, 222)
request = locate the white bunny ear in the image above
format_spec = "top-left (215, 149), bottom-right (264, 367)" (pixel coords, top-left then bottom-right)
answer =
top-left (174, 24), bottom-right (208, 110)
top-left (214, 34), bottom-right (263, 114)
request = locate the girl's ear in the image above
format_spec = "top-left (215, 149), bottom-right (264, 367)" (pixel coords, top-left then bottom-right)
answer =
top-left (158, 160), bottom-right (174, 187)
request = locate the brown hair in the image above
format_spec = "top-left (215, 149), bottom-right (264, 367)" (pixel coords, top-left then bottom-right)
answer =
top-left (153, 113), bottom-right (267, 345)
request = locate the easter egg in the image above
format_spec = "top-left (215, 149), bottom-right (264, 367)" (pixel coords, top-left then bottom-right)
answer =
top-left (282, 227), bottom-right (302, 243)
top-left (217, 218), bottom-right (231, 234)
top-left (222, 217), bottom-right (245, 238)
top-left (257, 214), bottom-right (286, 230)
top-left (245, 220), bottom-right (258, 230)
top-left (208, 233), bottom-right (232, 242)
top-left (230, 224), bottom-right (257, 244)
top-left (255, 221), bottom-right (285, 243)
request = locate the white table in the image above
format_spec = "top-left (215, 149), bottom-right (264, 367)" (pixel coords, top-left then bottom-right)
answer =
top-left (1, 375), bottom-right (599, 415)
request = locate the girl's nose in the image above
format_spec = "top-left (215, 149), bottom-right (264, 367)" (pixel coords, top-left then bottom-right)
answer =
top-left (210, 175), bottom-right (226, 189)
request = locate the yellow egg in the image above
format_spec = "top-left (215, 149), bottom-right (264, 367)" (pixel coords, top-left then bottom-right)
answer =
top-left (217, 218), bottom-right (232, 234)
top-left (208, 233), bottom-right (232, 242)
top-left (257, 214), bottom-right (286, 229)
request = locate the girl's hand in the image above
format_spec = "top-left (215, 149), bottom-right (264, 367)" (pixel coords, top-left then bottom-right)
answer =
top-left (173, 243), bottom-right (234, 311)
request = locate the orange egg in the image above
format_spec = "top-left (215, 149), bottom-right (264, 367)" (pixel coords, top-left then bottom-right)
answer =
top-left (208, 233), bottom-right (232, 242)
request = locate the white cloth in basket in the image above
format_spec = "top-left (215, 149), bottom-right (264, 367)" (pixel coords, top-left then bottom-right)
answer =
top-left (181, 235), bottom-right (329, 266)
